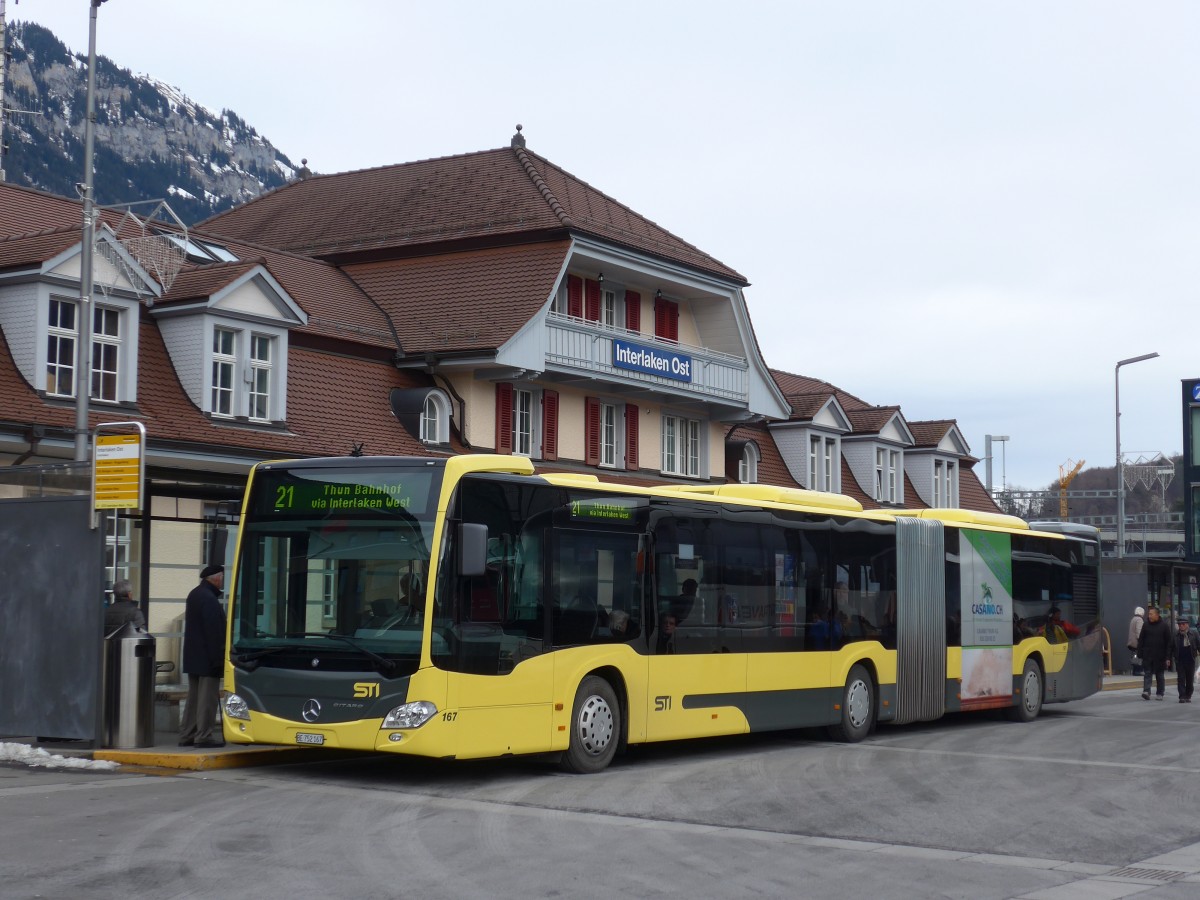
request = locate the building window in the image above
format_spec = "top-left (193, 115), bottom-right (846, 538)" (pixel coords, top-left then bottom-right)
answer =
top-left (738, 443), bottom-right (759, 484)
top-left (513, 388), bottom-right (534, 456)
top-left (91, 306), bottom-right (121, 402)
top-left (875, 448), bottom-right (899, 504)
top-left (808, 435), bottom-right (839, 492)
top-left (600, 402), bottom-right (618, 467)
top-left (248, 334), bottom-right (273, 421)
top-left (601, 288), bottom-right (619, 328)
top-left (211, 327), bottom-right (236, 417)
top-left (655, 295), bottom-right (680, 342)
top-left (46, 300), bottom-right (126, 401)
top-left (662, 414), bottom-right (700, 477)
top-left (207, 324), bottom-right (284, 422)
top-left (421, 395), bottom-right (440, 443)
top-left (420, 391), bottom-right (451, 445)
top-left (934, 460), bottom-right (957, 507)
top-left (46, 299), bottom-right (77, 397)
top-left (105, 514), bottom-right (134, 585)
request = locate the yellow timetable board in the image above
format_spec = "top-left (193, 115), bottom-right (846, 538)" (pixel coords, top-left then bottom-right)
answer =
top-left (94, 432), bottom-right (143, 509)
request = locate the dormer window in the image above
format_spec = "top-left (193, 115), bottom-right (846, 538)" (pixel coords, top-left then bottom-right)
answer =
top-left (934, 459), bottom-right (958, 507)
top-left (420, 392), bottom-right (450, 444)
top-left (875, 448), bottom-right (900, 504)
top-left (206, 321), bottom-right (283, 422)
top-left (808, 434), bottom-right (840, 492)
top-left (44, 295), bottom-right (138, 404)
top-left (738, 442), bottom-right (760, 484)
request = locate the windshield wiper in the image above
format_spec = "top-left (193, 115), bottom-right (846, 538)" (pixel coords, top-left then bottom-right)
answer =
top-left (231, 645), bottom-right (288, 672)
top-left (285, 632), bottom-right (399, 676)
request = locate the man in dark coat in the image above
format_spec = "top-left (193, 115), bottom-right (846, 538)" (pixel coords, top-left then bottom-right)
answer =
top-left (1172, 618), bottom-right (1200, 703)
top-left (1137, 605), bottom-right (1172, 701)
top-left (178, 564), bottom-right (227, 747)
top-left (103, 579), bottom-right (146, 634)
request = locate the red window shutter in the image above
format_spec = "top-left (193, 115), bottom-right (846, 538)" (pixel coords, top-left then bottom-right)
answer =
top-left (585, 397), bottom-right (601, 466)
top-left (624, 291), bottom-right (641, 332)
top-left (567, 275), bottom-right (583, 318)
top-left (654, 296), bottom-right (679, 341)
top-left (585, 279), bottom-right (601, 322)
top-left (542, 390), bottom-right (559, 461)
top-left (625, 403), bottom-right (639, 471)
top-left (495, 383), bottom-right (513, 455)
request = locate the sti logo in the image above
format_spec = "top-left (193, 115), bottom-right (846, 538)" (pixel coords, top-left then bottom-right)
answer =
top-left (353, 682), bottom-right (380, 699)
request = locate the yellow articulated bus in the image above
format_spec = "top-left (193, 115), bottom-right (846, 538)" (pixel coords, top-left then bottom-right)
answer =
top-left (221, 455), bottom-right (1103, 773)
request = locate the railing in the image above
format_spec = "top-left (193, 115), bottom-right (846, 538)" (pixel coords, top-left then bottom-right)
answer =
top-left (545, 312), bottom-right (749, 404)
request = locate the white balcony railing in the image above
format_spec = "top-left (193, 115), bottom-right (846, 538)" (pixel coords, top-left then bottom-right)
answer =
top-left (545, 312), bottom-right (748, 404)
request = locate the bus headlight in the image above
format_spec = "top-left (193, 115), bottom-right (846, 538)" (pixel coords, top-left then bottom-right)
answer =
top-left (382, 701), bottom-right (437, 730)
top-left (224, 693), bottom-right (250, 721)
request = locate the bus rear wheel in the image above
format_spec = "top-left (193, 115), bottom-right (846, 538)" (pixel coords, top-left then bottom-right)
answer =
top-left (561, 675), bottom-right (619, 774)
top-left (1006, 658), bottom-right (1043, 722)
top-left (828, 664), bottom-right (874, 743)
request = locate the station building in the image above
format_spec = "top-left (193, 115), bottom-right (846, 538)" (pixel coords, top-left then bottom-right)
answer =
top-left (0, 129), bottom-right (999, 676)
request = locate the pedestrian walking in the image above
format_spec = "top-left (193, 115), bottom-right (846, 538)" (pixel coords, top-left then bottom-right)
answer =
top-left (1173, 618), bottom-right (1200, 703)
top-left (1137, 605), bottom-right (1172, 701)
top-left (1127, 606), bottom-right (1146, 675)
top-left (178, 564), bottom-right (227, 748)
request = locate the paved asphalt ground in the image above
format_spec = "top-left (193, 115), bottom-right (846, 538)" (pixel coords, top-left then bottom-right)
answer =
top-left (4, 674), bottom-right (1200, 899)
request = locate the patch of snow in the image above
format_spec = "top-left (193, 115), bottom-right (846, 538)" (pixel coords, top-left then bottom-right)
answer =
top-left (168, 185), bottom-right (197, 201)
top-left (0, 742), bottom-right (120, 771)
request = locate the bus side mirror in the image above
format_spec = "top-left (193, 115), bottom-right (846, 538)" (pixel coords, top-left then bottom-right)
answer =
top-left (458, 523), bottom-right (488, 577)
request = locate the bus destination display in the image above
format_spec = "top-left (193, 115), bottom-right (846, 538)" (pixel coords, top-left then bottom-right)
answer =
top-left (256, 470), bottom-right (435, 517)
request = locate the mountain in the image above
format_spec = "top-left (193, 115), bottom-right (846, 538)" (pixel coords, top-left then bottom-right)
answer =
top-left (1, 21), bottom-right (300, 225)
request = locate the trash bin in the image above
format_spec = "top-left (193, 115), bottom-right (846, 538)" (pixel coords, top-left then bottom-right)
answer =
top-left (103, 621), bottom-right (156, 749)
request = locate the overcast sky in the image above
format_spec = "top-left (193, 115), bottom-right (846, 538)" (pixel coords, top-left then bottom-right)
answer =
top-left (12, 1), bottom-right (1199, 492)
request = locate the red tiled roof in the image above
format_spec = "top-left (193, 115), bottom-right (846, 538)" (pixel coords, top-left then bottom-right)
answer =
top-left (771, 369), bottom-right (872, 413)
top-left (0, 315), bottom-right (455, 460)
top-left (341, 241), bottom-right (571, 355)
top-left (200, 146), bottom-right (744, 282)
top-left (907, 419), bottom-right (956, 448)
top-left (845, 406), bottom-right (903, 434)
top-left (726, 422), bottom-right (801, 489)
top-left (0, 183), bottom-right (84, 236)
top-left (0, 226), bottom-right (81, 272)
top-left (958, 465), bottom-right (1002, 513)
top-left (157, 261), bottom-right (263, 304)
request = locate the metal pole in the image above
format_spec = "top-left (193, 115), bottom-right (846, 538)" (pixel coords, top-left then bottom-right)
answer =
top-left (984, 435), bottom-right (993, 493)
top-left (1115, 352), bottom-right (1160, 559)
top-left (1, 0), bottom-right (9, 183)
top-left (74, 1), bottom-right (104, 462)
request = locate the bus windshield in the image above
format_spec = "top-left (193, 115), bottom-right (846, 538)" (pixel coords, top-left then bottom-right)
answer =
top-left (231, 462), bottom-right (442, 673)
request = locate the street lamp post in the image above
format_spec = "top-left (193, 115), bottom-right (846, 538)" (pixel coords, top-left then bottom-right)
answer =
top-left (985, 434), bottom-right (1010, 494)
top-left (73, 0), bottom-right (107, 462)
top-left (1115, 352), bottom-right (1160, 558)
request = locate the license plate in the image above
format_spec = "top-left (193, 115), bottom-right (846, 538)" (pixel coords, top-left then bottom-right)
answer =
top-left (294, 732), bottom-right (325, 745)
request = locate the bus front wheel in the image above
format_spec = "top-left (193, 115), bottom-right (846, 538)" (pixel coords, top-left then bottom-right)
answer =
top-left (1007, 658), bottom-right (1043, 722)
top-left (828, 664), bottom-right (874, 743)
top-left (561, 675), bottom-right (620, 774)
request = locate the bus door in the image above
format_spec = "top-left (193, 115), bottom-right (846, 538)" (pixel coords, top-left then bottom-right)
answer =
top-left (439, 510), bottom-right (555, 759)
top-left (646, 514), bottom-right (746, 742)
top-left (893, 517), bottom-right (947, 724)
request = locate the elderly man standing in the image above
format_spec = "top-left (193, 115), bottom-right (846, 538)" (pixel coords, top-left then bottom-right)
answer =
top-left (1173, 618), bottom-right (1200, 704)
top-left (103, 578), bottom-right (146, 634)
top-left (178, 564), bottom-right (227, 748)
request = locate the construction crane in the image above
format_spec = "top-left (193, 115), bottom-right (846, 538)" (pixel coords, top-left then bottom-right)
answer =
top-left (1059, 459), bottom-right (1085, 518)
